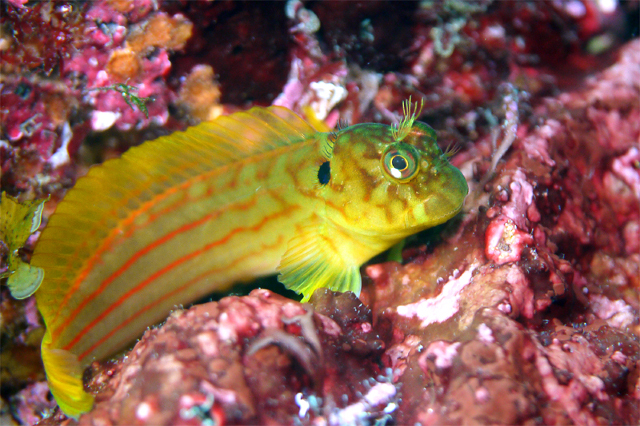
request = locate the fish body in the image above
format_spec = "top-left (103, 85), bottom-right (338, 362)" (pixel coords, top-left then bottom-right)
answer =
top-left (32, 104), bottom-right (468, 417)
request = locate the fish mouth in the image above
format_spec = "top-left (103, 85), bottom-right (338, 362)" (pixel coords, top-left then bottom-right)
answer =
top-left (404, 196), bottom-right (464, 231)
top-left (405, 167), bottom-right (468, 230)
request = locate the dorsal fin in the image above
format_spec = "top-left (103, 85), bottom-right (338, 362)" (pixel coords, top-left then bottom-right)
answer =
top-left (125, 105), bottom-right (318, 171)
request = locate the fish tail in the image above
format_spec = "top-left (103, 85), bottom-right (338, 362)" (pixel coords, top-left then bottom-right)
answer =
top-left (41, 330), bottom-right (94, 419)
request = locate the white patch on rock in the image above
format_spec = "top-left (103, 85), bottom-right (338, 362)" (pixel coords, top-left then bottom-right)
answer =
top-left (423, 341), bottom-right (461, 369)
top-left (396, 265), bottom-right (477, 327)
top-left (48, 122), bottom-right (73, 168)
top-left (309, 80), bottom-right (347, 120)
top-left (589, 294), bottom-right (634, 329)
top-left (477, 323), bottom-right (495, 343)
top-left (328, 382), bottom-right (396, 425)
top-left (91, 110), bottom-right (121, 131)
top-left (136, 402), bottom-right (152, 420)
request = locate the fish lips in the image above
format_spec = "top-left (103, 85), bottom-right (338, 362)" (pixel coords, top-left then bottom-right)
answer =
top-left (408, 166), bottom-right (468, 229)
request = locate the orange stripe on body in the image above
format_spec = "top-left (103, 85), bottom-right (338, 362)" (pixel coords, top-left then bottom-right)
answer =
top-left (51, 183), bottom-right (186, 326)
top-left (64, 205), bottom-right (298, 353)
top-left (51, 148), bottom-right (285, 324)
top-left (51, 195), bottom-right (259, 342)
top-left (76, 234), bottom-right (286, 362)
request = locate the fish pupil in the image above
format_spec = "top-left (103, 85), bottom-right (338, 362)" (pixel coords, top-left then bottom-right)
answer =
top-left (392, 155), bottom-right (408, 170)
top-left (318, 161), bottom-right (331, 185)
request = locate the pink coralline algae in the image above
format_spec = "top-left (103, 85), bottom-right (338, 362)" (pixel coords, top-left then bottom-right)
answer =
top-left (1, 0), bottom-right (194, 202)
top-left (484, 170), bottom-right (538, 265)
top-left (11, 382), bottom-right (57, 426)
top-left (1, 78), bottom-right (84, 196)
top-left (62, 7), bottom-right (192, 132)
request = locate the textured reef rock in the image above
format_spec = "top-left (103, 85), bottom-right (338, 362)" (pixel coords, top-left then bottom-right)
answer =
top-left (59, 290), bottom-right (391, 425)
top-left (2, 1), bottom-right (639, 425)
top-left (361, 39), bottom-right (640, 425)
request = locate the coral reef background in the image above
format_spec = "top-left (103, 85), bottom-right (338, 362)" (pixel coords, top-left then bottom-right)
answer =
top-left (1, 1), bottom-right (638, 424)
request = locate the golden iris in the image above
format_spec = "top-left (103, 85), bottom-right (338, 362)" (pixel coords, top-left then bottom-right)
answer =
top-left (382, 143), bottom-right (420, 182)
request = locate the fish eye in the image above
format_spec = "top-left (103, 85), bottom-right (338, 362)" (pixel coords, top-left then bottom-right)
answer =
top-left (382, 144), bottom-right (420, 182)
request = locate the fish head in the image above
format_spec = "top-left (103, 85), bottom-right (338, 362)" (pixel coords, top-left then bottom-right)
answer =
top-left (321, 120), bottom-right (468, 241)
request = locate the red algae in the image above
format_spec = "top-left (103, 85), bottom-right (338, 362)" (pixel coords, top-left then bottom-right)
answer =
top-left (0, 2), bottom-right (85, 76)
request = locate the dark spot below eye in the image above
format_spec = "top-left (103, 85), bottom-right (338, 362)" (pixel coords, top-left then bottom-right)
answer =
top-left (318, 161), bottom-right (331, 185)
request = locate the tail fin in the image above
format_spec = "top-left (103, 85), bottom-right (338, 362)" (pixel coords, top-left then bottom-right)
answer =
top-left (41, 331), bottom-right (94, 419)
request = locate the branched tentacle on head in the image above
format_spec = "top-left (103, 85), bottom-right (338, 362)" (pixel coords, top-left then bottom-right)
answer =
top-left (336, 118), bottom-right (350, 131)
top-left (322, 132), bottom-right (338, 159)
top-left (443, 143), bottom-right (461, 159)
top-left (391, 97), bottom-right (425, 142)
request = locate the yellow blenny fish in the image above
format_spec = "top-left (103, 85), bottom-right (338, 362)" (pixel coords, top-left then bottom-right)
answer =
top-left (31, 100), bottom-right (468, 417)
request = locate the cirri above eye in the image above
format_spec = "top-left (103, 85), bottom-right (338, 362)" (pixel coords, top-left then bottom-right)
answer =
top-left (382, 143), bottom-right (420, 182)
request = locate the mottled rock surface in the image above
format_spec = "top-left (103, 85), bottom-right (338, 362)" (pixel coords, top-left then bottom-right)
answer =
top-left (361, 39), bottom-right (640, 425)
top-left (68, 290), bottom-right (391, 425)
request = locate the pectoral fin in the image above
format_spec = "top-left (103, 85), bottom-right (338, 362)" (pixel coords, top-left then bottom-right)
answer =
top-left (277, 222), bottom-right (361, 302)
